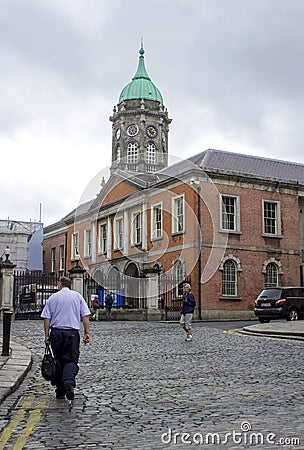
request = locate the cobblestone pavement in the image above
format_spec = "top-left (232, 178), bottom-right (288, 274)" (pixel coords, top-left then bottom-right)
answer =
top-left (0, 320), bottom-right (303, 449)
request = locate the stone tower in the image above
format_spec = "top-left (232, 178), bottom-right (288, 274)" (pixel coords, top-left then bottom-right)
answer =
top-left (110, 45), bottom-right (172, 173)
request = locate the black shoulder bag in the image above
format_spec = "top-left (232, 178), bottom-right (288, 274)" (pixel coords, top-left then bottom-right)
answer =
top-left (41, 344), bottom-right (56, 382)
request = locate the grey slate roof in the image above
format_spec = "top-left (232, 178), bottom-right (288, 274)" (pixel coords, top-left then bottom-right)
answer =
top-left (44, 149), bottom-right (304, 232)
top-left (188, 149), bottom-right (304, 184)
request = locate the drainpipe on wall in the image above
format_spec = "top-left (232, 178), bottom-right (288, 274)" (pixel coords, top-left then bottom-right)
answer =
top-left (64, 232), bottom-right (68, 276)
top-left (197, 185), bottom-right (202, 320)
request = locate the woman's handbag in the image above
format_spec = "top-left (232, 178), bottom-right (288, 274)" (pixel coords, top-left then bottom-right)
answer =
top-left (41, 344), bottom-right (56, 382)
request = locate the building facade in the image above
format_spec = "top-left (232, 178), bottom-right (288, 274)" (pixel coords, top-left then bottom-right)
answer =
top-left (43, 46), bottom-right (304, 319)
top-left (0, 219), bottom-right (43, 271)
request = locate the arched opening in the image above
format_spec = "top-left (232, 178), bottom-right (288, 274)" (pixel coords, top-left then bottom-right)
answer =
top-left (124, 263), bottom-right (140, 308)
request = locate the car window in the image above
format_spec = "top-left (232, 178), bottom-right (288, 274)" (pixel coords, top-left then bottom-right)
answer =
top-left (258, 289), bottom-right (282, 300)
top-left (290, 288), bottom-right (304, 297)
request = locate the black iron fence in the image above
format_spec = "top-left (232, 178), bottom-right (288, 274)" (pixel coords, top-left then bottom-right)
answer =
top-left (13, 271), bottom-right (58, 319)
top-left (83, 274), bottom-right (147, 309)
top-left (160, 275), bottom-right (191, 321)
top-left (13, 271), bottom-right (190, 321)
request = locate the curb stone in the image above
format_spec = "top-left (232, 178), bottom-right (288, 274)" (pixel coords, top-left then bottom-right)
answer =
top-left (0, 340), bottom-right (32, 405)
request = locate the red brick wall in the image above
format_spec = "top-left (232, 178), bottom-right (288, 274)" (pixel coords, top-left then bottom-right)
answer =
top-left (44, 175), bottom-right (301, 315)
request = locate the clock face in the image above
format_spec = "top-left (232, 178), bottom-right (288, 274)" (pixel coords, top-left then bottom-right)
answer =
top-left (116, 128), bottom-right (121, 140)
top-left (146, 125), bottom-right (157, 138)
top-left (127, 124), bottom-right (138, 137)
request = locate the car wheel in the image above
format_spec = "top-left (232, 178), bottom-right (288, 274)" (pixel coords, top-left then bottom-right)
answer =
top-left (258, 318), bottom-right (270, 323)
top-left (286, 308), bottom-right (299, 321)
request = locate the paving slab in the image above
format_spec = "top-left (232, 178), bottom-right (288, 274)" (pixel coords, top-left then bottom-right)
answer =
top-left (0, 339), bottom-right (32, 405)
top-left (242, 320), bottom-right (304, 339)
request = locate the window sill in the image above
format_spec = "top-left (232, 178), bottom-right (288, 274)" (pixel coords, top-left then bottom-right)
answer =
top-left (131, 243), bottom-right (142, 248)
top-left (219, 230), bottom-right (242, 235)
top-left (262, 234), bottom-right (282, 239)
top-left (151, 236), bottom-right (163, 242)
top-left (113, 248), bottom-right (123, 252)
top-left (171, 231), bottom-right (185, 237)
top-left (219, 295), bottom-right (243, 301)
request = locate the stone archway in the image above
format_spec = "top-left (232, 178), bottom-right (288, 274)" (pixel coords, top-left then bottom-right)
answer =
top-left (124, 263), bottom-right (140, 308)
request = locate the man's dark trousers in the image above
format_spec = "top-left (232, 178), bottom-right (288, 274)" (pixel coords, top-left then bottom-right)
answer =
top-left (50, 328), bottom-right (80, 396)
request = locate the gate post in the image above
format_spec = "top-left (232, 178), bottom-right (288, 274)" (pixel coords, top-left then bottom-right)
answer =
top-left (68, 260), bottom-right (86, 297)
top-left (0, 252), bottom-right (16, 319)
top-left (143, 266), bottom-right (163, 321)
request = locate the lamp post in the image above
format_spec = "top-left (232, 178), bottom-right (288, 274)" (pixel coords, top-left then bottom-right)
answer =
top-left (0, 246), bottom-right (11, 264)
top-left (0, 246), bottom-right (14, 356)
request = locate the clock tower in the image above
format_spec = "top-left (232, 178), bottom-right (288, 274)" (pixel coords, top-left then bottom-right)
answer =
top-left (110, 45), bottom-right (172, 173)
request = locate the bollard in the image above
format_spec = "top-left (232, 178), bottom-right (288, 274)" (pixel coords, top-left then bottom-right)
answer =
top-left (1, 309), bottom-right (13, 356)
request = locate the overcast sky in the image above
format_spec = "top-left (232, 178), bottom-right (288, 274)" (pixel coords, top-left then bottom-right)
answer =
top-left (1, 0), bottom-right (304, 226)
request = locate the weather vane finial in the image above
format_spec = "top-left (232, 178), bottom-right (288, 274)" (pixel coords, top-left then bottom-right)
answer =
top-left (140, 36), bottom-right (144, 49)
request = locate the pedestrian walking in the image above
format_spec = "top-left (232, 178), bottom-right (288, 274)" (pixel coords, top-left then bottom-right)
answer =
top-left (180, 283), bottom-right (196, 341)
top-left (91, 295), bottom-right (100, 321)
top-left (105, 291), bottom-right (114, 320)
top-left (41, 276), bottom-right (91, 400)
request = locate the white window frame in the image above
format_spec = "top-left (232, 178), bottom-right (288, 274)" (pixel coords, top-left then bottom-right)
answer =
top-left (172, 194), bottom-right (185, 234)
top-left (146, 143), bottom-right (156, 165)
top-left (220, 194), bottom-right (240, 232)
top-left (262, 200), bottom-right (281, 236)
top-left (71, 232), bottom-right (79, 260)
top-left (59, 245), bottom-right (64, 271)
top-left (132, 211), bottom-right (142, 246)
top-left (265, 262), bottom-right (279, 287)
top-left (151, 203), bottom-right (162, 240)
top-left (222, 259), bottom-right (237, 296)
top-left (173, 259), bottom-right (185, 299)
top-left (127, 142), bottom-right (138, 164)
top-left (98, 223), bottom-right (107, 254)
top-left (51, 247), bottom-right (56, 273)
top-left (114, 218), bottom-right (123, 250)
top-left (84, 228), bottom-right (92, 257)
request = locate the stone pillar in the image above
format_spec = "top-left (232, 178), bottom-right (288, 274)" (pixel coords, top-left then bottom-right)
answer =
top-left (107, 217), bottom-right (112, 260)
top-left (68, 265), bottom-right (86, 296)
top-left (143, 266), bottom-right (162, 321)
top-left (91, 220), bottom-right (97, 264)
top-left (0, 261), bottom-right (16, 318)
top-left (142, 200), bottom-right (148, 251)
top-left (123, 209), bottom-right (129, 256)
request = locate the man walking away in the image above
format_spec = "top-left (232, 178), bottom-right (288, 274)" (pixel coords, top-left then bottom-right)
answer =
top-left (41, 276), bottom-right (91, 400)
top-left (180, 283), bottom-right (196, 341)
top-left (105, 291), bottom-right (114, 321)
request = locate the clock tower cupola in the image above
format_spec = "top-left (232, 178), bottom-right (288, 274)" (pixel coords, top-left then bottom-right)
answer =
top-left (110, 45), bottom-right (172, 173)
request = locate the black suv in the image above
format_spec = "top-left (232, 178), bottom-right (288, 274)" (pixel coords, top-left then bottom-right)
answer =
top-left (254, 287), bottom-right (304, 323)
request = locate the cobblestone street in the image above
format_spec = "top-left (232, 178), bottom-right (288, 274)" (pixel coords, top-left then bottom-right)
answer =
top-left (0, 320), bottom-right (303, 449)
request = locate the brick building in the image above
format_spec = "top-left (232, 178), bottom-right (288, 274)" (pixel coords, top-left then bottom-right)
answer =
top-left (43, 46), bottom-right (304, 320)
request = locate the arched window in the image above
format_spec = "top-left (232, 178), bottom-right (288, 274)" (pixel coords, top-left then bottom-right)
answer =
top-left (222, 260), bottom-right (237, 296)
top-left (265, 262), bottom-right (278, 287)
top-left (146, 143), bottom-right (156, 165)
top-left (116, 145), bottom-right (121, 163)
top-left (127, 142), bottom-right (138, 164)
top-left (173, 259), bottom-right (185, 299)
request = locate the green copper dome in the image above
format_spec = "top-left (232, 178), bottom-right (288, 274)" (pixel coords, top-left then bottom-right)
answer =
top-left (118, 46), bottom-right (163, 104)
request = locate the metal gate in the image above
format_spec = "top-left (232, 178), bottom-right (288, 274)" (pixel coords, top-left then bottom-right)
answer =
top-left (83, 274), bottom-right (147, 309)
top-left (13, 271), bottom-right (58, 319)
top-left (160, 275), bottom-right (191, 321)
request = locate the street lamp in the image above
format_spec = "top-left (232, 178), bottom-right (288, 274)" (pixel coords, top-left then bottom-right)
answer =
top-left (0, 246), bottom-right (10, 264)
top-left (73, 250), bottom-right (81, 269)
